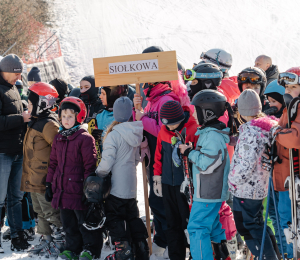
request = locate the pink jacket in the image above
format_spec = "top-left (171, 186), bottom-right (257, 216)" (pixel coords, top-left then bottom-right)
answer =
top-left (218, 76), bottom-right (240, 106)
top-left (219, 201), bottom-right (237, 240)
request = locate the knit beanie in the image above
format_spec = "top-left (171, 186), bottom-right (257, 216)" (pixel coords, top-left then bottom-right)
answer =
top-left (113, 97), bottom-right (133, 122)
top-left (238, 89), bottom-right (262, 117)
top-left (0, 54), bottom-right (23, 73)
top-left (160, 100), bottom-right (185, 125)
top-left (266, 92), bottom-right (284, 105)
top-left (28, 67), bottom-right (41, 82)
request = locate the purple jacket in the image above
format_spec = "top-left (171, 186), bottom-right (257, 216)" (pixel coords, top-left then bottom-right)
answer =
top-left (46, 127), bottom-right (97, 210)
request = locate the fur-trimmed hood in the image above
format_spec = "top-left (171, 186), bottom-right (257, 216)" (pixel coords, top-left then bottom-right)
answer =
top-left (249, 116), bottom-right (278, 132)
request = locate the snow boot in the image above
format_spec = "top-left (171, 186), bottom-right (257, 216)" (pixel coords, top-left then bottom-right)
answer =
top-left (4, 227), bottom-right (35, 241)
top-left (11, 230), bottom-right (31, 251)
top-left (3, 228), bottom-right (11, 241)
top-left (0, 232), bottom-right (3, 253)
top-left (104, 241), bottom-right (134, 260)
top-left (133, 240), bottom-right (149, 260)
top-left (58, 250), bottom-right (79, 260)
top-left (213, 240), bottom-right (231, 260)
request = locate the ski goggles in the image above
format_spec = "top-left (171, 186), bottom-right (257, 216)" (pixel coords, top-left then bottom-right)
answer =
top-left (238, 72), bottom-right (262, 84)
top-left (184, 69), bottom-right (223, 81)
top-left (278, 72), bottom-right (300, 87)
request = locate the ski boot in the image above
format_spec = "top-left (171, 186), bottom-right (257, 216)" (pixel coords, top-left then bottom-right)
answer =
top-left (11, 231), bottom-right (31, 251)
top-left (28, 235), bottom-right (52, 256)
top-left (0, 232), bottom-right (3, 253)
top-left (104, 241), bottom-right (134, 260)
top-left (133, 240), bottom-right (149, 260)
top-left (212, 240), bottom-right (231, 260)
top-left (58, 250), bottom-right (79, 260)
top-left (79, 249), bottom-right (96, 260)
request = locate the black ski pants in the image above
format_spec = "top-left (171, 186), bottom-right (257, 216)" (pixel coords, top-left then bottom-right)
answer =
top-left (60, 208), bottom-right (103, 257)
top-left (162, 184), bottom-right (190, 260)
top-left (104, 194), bottom-right (148, 243)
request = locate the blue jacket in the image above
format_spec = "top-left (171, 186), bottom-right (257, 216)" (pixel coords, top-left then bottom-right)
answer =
top-left (188, 126), bottom-right (230, 203)
top-left (96, 109), bottom-right (114, 135)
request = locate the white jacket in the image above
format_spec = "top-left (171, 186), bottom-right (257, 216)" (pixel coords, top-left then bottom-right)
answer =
top-left (228, 116), bottom-right (278, 200)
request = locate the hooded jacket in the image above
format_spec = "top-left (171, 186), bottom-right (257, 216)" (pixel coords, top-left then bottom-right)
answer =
top-left (96, 121), bottom-right (143, 199)
top-left (21, 112), bottom-right (59, 193)
top-left (0, 73), bottom-right (24, 154)
top-left (228, 116), bottom-right (278, 199)
top-left (188, 126), bottom-right (230, 203)
top-left (46, 125), bottom-right (97, 210)
top-left (274, 105), bottom-right (300, 191)
top-left (266, 65), bottom-right (279, 86)
top-left (154, 107), bottom-right (198, 186)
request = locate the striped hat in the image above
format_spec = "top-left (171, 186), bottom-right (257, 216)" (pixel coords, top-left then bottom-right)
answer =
top-left (160, 100), bottom-right (185, 125)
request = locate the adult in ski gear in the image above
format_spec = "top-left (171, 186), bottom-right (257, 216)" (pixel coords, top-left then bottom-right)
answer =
top-left (254, 55), bottom-right (279, 86)
top-left (229, 89), bottom-right (279, 259)
top-left (22, 82), bottom-right (62, 256)
top-left (79, 75), bottom-right (104, 121)
top-left (154, 100), bottom-right (198, 260)
top-left (49, 78), bottom-right (69, 104)
top-left (179, 89), bottom-right (231, 260)
top-left (27, 67), bottom-right (41, 86)
top-left (0, 54), bottom-right (31, 251)
top-left (264, 80), bottom-right (285, 118)
top-left (97, 97), bottom-right (149, 260)
top-left (133, 68), bottom-right (190, 251)
top-left (47, 96), bottom-right (102, 259)
top-left (273, 66), bottom-right (300, 259)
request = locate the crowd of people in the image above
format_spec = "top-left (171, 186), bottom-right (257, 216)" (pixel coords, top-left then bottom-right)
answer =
top-left (0, 46), bottom-right (299, 260)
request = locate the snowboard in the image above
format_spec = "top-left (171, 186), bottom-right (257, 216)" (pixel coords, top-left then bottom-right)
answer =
top-left (87, 117), bottom-right (102, 166)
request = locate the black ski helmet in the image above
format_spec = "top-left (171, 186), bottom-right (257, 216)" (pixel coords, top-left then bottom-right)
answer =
top-left (191, 89), bottom-right (227, 125)
top-left (237, 67), bottom-right (267, 96)
top-left (102, 85), bottom-right (128, 109)
top-left (189, 63), bottom-right (222, 99)
top-left (83, 174), bottom-right (111, 204)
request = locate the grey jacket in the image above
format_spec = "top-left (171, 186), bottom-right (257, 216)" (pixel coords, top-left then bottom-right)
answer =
top-left (96, 121), bottom-right (143, 199)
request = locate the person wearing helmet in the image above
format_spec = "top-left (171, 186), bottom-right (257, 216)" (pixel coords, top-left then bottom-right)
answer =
top-left (21, 82), bottom-right (63, 257)
top-left (178, 90), bottom-right (233, 260)
top-left (46, 97), bottom-right (102, 260)
top-left (264, 80), bottom-right (285, 118)
top-left (271, 67), bottom-right (300, 260)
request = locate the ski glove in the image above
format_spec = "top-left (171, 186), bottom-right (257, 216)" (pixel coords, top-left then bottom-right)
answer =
top-left (153, 175), bottom-right (162, 197)
top-left (45, 182), bottom-right (53, 202)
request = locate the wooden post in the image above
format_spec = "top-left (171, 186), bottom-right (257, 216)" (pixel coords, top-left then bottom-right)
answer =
top-left (136, 82), bottom-right (152, 255)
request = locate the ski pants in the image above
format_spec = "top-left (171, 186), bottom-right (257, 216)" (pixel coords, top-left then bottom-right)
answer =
top-left (268, 190), bottom-right (288, 255)
top-left (104, 194), bottom-right (148, 243)
top-left (278, 191), bottom-right (293, 258)
top-left (31, 192), bottom-right (61, 235)
top-left (187, 201), bottom-right (225, 260)
top-left (149, 165), bottom-right (168, 248)
top-left (232, 196), bottom-right (278, 259)
top-left (162, 184), bottom-right (189, 260)
top-left (60, 208), bottom-right (103, 257)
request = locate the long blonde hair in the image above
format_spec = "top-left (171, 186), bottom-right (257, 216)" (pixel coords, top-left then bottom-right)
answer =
top-left (236, 111), bottom-right (266, 125)
top-left (102, 121), bottom-right (121, 143)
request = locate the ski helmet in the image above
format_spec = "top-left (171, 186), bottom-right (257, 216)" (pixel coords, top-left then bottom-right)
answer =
top-left (200, 48), bottom-right (232, 74)
top-left (84, 174), bottom-right (111, 204)
top-left (187, 63), bottom-right (223, 99)
top-left (191, 89), bottom-right (227, 125)
top-left (101, 85), bottom-right (128, 109)
top-left (28, 82), bottom-right (58, 116)
top-left (264, 80), bottom-right (285, 96)
top-left (237, 67), bottom-right (267, 96)
top-left (59, 97), bottom-right (87, 124)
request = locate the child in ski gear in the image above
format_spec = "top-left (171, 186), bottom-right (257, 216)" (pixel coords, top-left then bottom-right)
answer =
top-left (228, 89), bottom-right (279, 259)
top-left (46, 97), bottom-right (102, 260)
top-left (21, 82), bottom-right (62, 256)
top-left (264, 80), bottom-right (286, 118)
top-left (153, 100), bottom-right (198, 260)
top-left (179, 89), bottom-right (231, 260)
top-left (133, 68), bottom-right (190, 252)
top-left (272, 67), bottom-right (300, 259)
top-left (96, 97), bottom-right (149, 260)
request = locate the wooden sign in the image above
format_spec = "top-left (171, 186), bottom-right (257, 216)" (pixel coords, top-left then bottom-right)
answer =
top-left (93, 51), bottom-right (178, 87)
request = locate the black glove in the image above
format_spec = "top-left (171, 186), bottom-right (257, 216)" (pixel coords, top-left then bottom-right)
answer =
top-left (92, 129), bottom-right (103, 141)
top-left (45, 182), bottom-right (53, 202)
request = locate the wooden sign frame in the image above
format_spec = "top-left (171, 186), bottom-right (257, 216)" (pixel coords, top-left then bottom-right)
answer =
top-left (93, 51), bottom-right (178, 87)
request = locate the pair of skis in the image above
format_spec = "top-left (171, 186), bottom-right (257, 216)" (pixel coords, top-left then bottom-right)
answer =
top-left (283, 94), bottom-right (300, 258)
top-left (175, 127), bottom-right (194, 211)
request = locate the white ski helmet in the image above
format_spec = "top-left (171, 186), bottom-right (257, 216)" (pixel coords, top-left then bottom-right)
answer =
top-left (200, 48), bottom-right (232, 74)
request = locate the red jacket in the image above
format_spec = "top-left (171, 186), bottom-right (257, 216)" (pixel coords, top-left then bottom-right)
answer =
top-left (154, 107), bottom-right (198, 186)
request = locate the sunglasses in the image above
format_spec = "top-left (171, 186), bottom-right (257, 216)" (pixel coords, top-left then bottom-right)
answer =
top-left (238, 72), bottom-right (261, 84)
top-left (278, 72), bottom-right (300, 87)
top-left (184, 69), bottom-right (223, 81)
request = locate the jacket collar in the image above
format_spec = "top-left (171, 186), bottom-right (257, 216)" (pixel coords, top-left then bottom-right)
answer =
top-left (57, 127), bottom-right (87, 141)
top-left (0, 73), bottom-right (13, 88)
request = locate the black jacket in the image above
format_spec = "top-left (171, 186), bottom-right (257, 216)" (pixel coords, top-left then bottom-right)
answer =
top-left (266, 65), bottom-right (279, 86)
top-left (0, 74), bottom-right (24, 154)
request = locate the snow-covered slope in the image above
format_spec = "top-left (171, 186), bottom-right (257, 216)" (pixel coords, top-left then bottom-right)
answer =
top-left (53, 0), bottom-right (300, 85)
